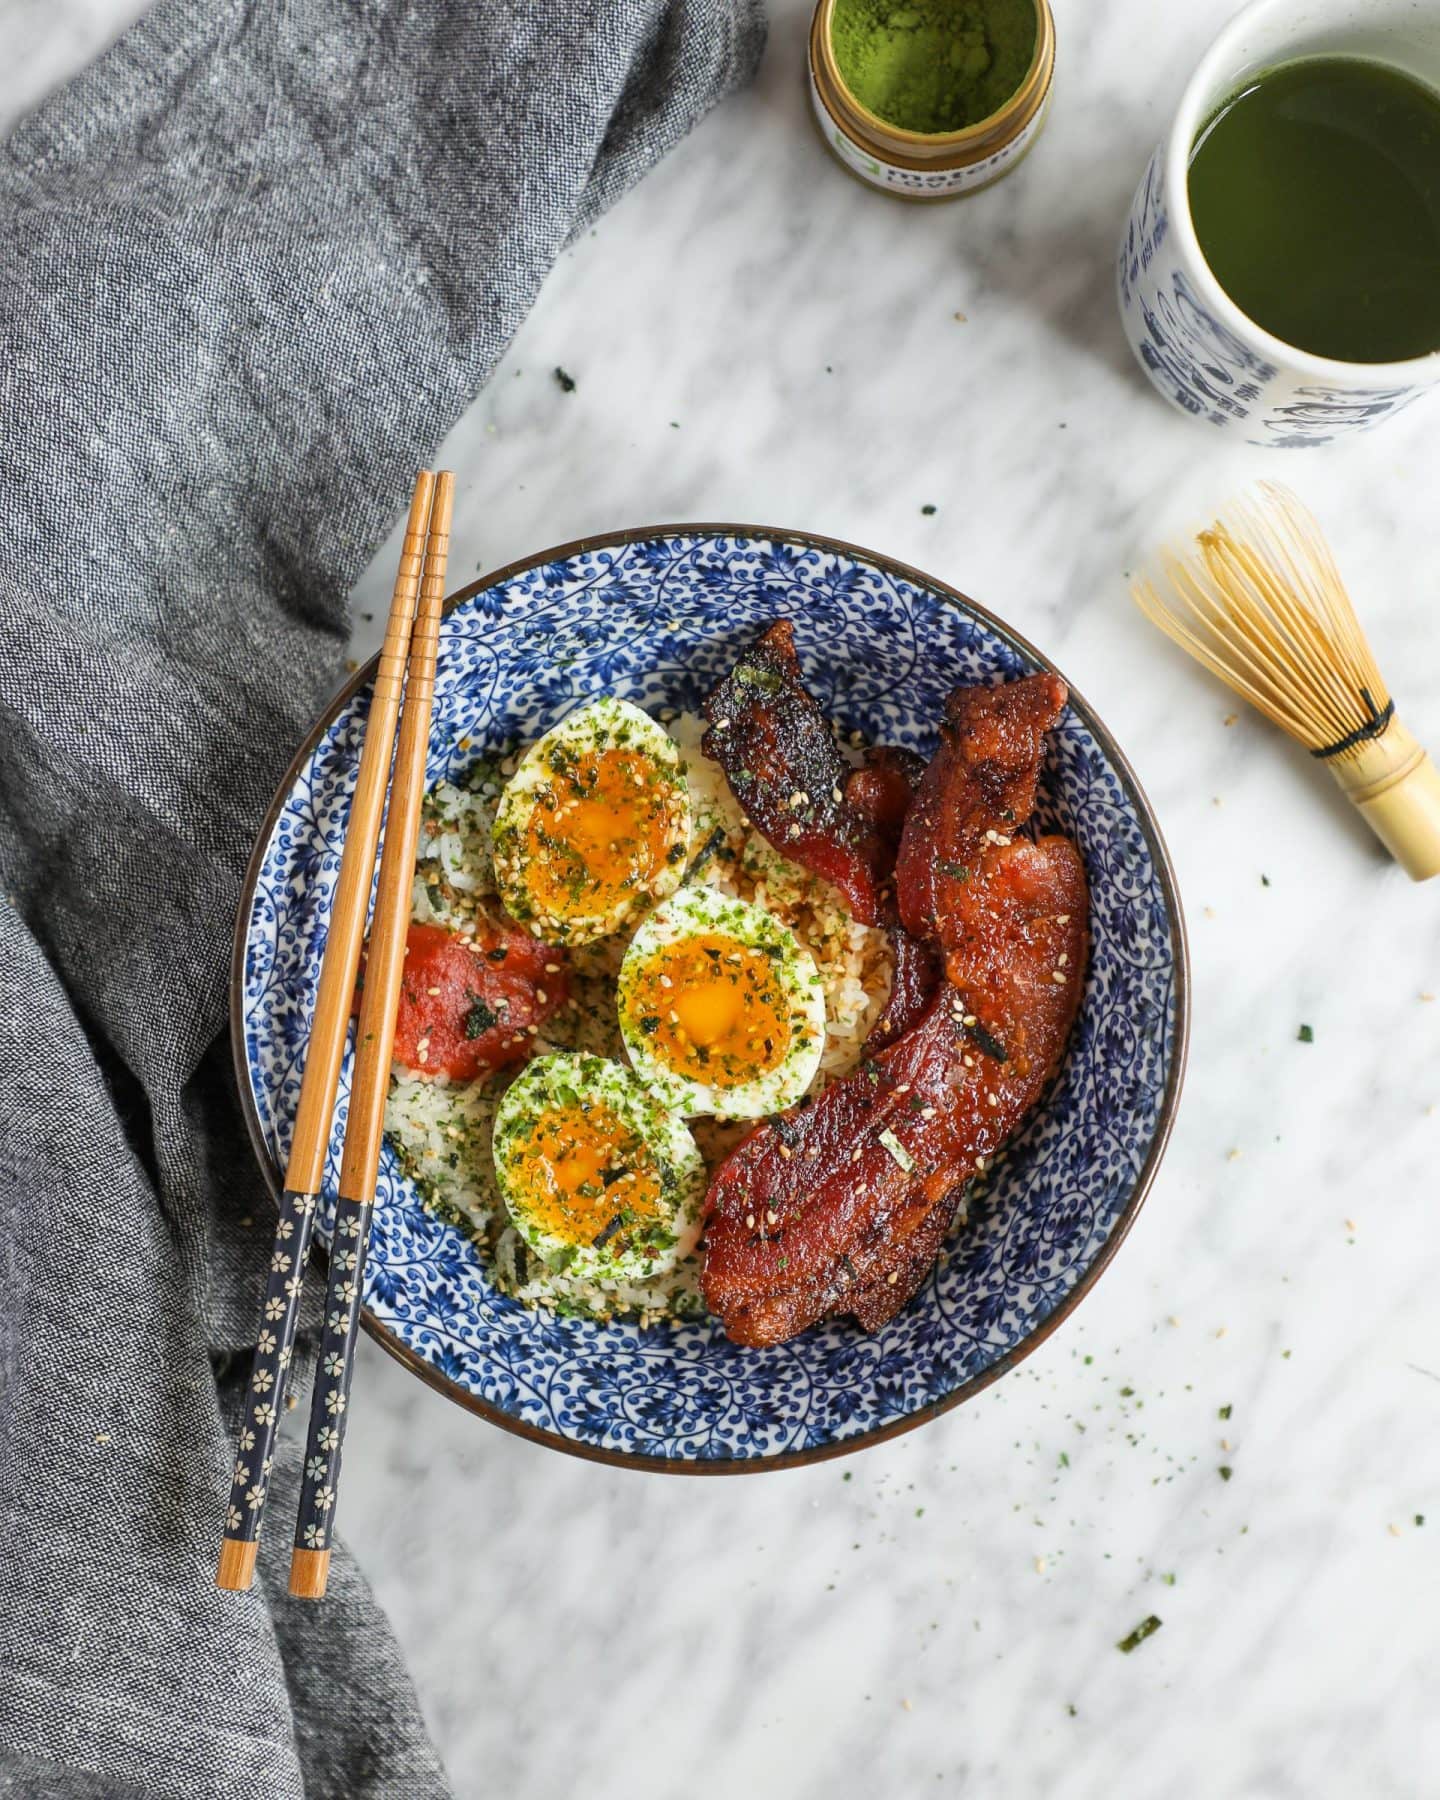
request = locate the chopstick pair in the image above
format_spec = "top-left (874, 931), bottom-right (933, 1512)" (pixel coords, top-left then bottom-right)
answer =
top-left (216, 470), bottom-right (455, 1599)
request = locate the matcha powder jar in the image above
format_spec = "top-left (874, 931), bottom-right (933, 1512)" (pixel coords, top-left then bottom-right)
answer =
top-left (809, 0), bottom-right (1055, 200)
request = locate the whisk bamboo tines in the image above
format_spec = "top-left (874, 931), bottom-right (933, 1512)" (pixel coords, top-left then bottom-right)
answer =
top-left (1132, 483), bottom-right (1440, 883)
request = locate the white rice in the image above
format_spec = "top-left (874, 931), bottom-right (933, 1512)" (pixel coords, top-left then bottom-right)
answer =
top-left (384, 713), bottom-right (892, 1324)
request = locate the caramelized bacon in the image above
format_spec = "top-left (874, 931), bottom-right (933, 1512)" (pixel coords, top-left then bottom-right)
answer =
top-left (700, 651), bottom-right (1087, 1347)
top-left (865, 923), bottom-right (940, 1053)
top-left (702, 622), bottom-right (899, 926)
top-left (894, 672), bottom-right (1068, 961)
top-left (702, 837), bottom-right (1088, 1345)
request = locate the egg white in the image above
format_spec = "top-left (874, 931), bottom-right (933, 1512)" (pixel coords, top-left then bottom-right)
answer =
top-left (491, 698), bottom-right (692, 945)
top-left (617, 884), bottom-right (826, 1120)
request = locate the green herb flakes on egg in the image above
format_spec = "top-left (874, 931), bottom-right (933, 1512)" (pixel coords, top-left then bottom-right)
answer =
top-left (491, 698), bottom-right (691, 945)
top-left (492, 1053), bottom-right (704, 1284)
top-left (617, 884), bottom-right (825, 1119)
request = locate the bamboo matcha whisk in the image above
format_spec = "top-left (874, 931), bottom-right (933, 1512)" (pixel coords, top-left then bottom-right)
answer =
top-left (1132, 483), bottom-right (1440, 883)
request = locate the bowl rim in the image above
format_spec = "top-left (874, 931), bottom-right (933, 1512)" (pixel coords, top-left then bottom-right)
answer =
top-left (230, 521), bottom-right (1191, 1476)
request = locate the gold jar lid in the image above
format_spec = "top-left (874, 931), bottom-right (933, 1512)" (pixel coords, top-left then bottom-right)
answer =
top-left (810, 0), bottom-right (1056, 198)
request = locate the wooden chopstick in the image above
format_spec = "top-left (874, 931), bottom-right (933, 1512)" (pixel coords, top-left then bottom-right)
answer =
top-left (216, 471), bottom-right (436, 1594)
top-left (288, 471), bottom-right (455, 1601)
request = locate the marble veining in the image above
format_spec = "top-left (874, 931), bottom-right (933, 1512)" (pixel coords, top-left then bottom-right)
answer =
top-left (13, 0), bottom-right (1440, 1794)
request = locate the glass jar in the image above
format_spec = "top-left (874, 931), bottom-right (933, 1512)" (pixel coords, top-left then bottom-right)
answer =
top-left (808, 0), bottom-right (1056, 202)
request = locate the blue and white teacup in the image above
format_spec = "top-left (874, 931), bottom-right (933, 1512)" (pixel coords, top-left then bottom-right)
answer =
top-left (1118, 0), bottom-right (1440, 447)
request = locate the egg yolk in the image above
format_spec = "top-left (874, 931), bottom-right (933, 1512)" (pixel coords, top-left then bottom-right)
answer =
top-left (510, 1102), bottom-right (664, 1250)
top-left (630, 933), bottom-right (792, 1087)
top-left (525, 748), bottom-right (679, 922)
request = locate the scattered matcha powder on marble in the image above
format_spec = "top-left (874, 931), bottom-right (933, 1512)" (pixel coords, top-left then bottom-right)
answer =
top-left (1117, 1615), bottom-right (1163, 1654)
top-left (1298, 1023), bottom-right (1314, 1043)
top-left (921, 503), bottom-right (937, 515)
top-left (829, 0), bottom-right (1037, 135)
top-left (553, 366), bottom-right (576, 392)
top-left (1219, 1465), bottom-right (1234, 1481)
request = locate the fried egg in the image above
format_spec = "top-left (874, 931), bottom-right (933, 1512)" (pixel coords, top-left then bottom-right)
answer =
top-left (492, 699), bottom-right (692, 945)
top-left (491, 1052), bottom-right (704, 1283)
top-left (617, 884), bottom-right (826, 1120)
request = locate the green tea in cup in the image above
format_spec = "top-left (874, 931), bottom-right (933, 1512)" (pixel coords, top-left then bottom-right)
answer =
top-left (1187, 56), bottom-right (1440, 364)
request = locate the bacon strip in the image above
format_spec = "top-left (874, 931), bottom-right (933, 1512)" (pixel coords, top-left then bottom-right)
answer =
top-left (702, 621), bottom-right (897, 926)
top-left (702, 837), bottom-right (1088, 1345)
top-left (894, 672), bottom-right (1068, 965)
top-left (701, 626), bottom-right (940, 1038)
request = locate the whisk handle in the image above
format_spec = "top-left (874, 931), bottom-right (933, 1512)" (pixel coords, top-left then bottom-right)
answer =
top-left (1330, 720), bottom-right (1440, 882)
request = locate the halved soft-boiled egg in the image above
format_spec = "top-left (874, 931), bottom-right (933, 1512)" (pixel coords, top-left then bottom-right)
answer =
top-left (492, 698), bottom-right (692, 945)
top-left (617, 885), bottom-right (826, 1120)
top-left (492, 1052), bottom-right (704, 1283)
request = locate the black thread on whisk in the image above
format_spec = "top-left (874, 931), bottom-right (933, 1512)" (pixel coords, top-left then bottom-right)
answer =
top-left (1312, 688), bottom-right (1394, 760)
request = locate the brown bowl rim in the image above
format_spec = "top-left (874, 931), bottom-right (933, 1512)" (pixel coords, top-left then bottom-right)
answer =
top-left (229, 520), bottom-right (1191, 1477)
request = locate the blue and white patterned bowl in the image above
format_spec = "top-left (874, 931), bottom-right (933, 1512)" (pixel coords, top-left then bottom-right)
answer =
top-left (233, 527), bottom-right (1188, 1472)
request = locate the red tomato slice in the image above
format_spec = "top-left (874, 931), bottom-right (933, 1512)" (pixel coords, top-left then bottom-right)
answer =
top-left (359, 920), bottom-right (569, 1081)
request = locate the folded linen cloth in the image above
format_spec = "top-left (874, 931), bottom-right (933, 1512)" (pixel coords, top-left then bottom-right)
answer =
top-left (0, 2), bottom-right (764, 1794)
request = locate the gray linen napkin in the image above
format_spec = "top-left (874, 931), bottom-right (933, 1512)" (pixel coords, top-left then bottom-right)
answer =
top-left (0, 1), bottom-right (764, 1794)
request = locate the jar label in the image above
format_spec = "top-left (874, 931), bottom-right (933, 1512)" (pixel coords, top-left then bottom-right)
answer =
top-left (809, 71), bottom-right (1047, 198)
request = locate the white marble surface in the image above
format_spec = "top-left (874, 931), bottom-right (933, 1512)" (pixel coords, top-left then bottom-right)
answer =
top-left (10, 1), bottom-right (1440, 1794)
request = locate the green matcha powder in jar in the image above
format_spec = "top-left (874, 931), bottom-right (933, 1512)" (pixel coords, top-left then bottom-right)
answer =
top-left (809, 0), bottom-right (1055, 201)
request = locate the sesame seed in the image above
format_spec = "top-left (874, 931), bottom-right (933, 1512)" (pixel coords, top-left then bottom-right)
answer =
top-left (1057, 954), bottom-right (1068, 967)
top-left (964, 1015), bottom-right (977, 1027)
top-left (1051, 970), bottom-right (1066, 983)
top-left (746, 1214), bottom-right (756, 1229)
top-left (545, 963), bottom-right (560, 973)
top-left (536, 990), bottom-right (548, 1004)
top-left (426, 986), bottom-right (441, 996)
top-left (887, 1272), bottom-right (899, 1286)
top-left (1057, 914), bottom-right (1070, 924)
top-left (766, 1209), bottom-right (779, 1225)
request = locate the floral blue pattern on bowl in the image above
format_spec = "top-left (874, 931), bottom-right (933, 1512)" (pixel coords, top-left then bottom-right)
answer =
top-left (235, 528), bottom-right (1187, 1471)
